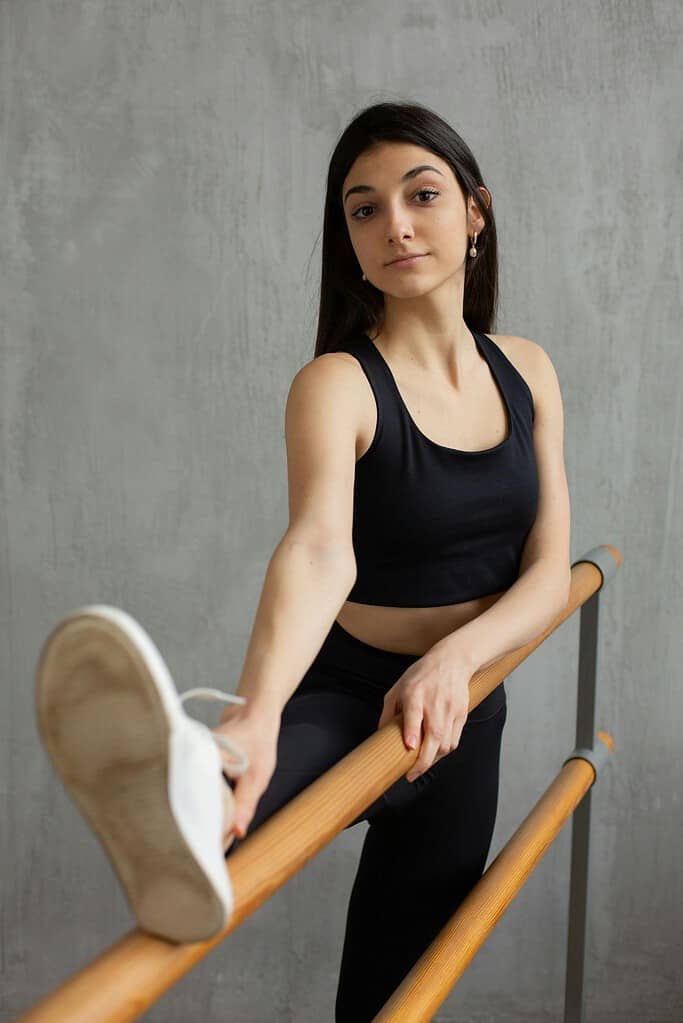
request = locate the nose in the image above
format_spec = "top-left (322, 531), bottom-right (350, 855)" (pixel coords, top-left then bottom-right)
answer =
top-left (383, 201), bottom-right (415, 243)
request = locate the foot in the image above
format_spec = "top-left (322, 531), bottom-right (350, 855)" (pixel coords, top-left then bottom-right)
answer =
top-left (35, 604), bottom-right (249, 943)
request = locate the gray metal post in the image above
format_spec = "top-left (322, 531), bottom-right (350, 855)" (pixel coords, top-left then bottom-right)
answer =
top-left (562, 547), bottom-right (619, 1023)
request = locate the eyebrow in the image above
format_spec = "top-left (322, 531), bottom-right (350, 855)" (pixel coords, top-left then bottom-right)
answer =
top-left (343, 164), bottom-right (445, 205)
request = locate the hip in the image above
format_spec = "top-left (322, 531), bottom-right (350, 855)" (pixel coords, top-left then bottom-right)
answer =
top-left (294, 618), bottom-right (506, 724)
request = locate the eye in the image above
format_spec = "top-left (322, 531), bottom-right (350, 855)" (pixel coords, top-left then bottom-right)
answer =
top-left (351, 188), bottom-right (440, 221)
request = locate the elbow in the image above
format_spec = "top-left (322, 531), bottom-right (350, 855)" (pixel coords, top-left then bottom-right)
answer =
top-left (311, 542), bottom-right (357, 592)
top-left (344, 556), bottom-right (358, 594)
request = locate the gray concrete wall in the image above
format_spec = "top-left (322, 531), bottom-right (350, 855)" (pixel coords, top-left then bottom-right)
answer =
top-left (1, 2), bottom-right (681, 1020)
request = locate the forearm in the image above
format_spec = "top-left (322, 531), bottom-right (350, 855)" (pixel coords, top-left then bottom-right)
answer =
top-left (226, 534), bottom-right (356, 724)
top-left (441, 560), bottom-right (572, 674)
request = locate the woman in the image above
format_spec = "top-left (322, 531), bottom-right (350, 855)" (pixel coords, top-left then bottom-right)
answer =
top-left (35, 102), bottom-right (571, 1021)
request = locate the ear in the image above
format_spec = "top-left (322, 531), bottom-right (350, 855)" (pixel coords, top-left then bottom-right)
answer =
top-left (468, 186), bottom-right (491, 234)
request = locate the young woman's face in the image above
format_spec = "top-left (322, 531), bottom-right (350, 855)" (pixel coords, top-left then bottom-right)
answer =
top-left (341, 141), bottom-right (487, 297)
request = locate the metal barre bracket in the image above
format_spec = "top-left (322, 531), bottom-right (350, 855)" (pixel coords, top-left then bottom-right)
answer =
top-left (562, 739), bottom-right (612, 782)
top-left (571, 545), bottom-right (620, 588)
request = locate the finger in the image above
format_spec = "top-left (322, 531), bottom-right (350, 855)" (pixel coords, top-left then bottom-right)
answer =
top-left (212, 727), bottom-right (249, 777)
top-left (220, 751), bottom-right (246, 778)
top-left (429, 719), bottom-right (459, 769)
top-left (402, 701), bottom-right (423, 753)
top-left (450, 715), bottom-right (464, 751)
top-left (377, 692), bottom-right (399, 731)
top-left (230, 774), bottom-right (264, 837)
top-left (221, 781), bottom-right (237, 850)
top-left (406, 726), bottom-right (442, 781)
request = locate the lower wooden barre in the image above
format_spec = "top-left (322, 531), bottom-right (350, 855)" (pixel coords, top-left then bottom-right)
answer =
top-left (14, 548), bottom-right (618, 1023)
top-left (373, 731), bottom-right (616, 1023)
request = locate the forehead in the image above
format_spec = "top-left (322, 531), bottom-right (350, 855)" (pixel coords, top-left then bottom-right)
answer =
top-left (343, 142), bottom-right (452, 189)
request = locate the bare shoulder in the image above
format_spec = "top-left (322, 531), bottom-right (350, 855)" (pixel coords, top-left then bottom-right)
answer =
top-left (286, 350), bottom-right (371, 460)
top-left (282, 352), bottom-right (367, 551)
top-left (489, 333), bottom-right (562, 415)
top-left (294, 349), bottom-right (365, 380)
top-left (289, 349), bottom-right (365, 396)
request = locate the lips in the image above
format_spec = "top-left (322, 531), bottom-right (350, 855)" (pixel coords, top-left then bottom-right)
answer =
top-left (388, 250), bottom-right (421, 261)
top-left (387, 253), bottom-right (427, 266)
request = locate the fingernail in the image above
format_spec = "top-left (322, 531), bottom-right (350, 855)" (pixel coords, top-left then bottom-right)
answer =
top-left (406, 735), bottom-right (417, 749)
top-left (407, 772), bottom-right (417, 782)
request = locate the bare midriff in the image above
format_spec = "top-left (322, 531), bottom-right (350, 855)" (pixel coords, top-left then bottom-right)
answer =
top-left (336, 590), bottom-right (505, 657)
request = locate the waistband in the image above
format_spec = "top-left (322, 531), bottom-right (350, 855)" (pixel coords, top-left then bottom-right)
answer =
top-left (297, 618), bottom-right (506, 722)
top-left (327, 618), bottom-right (421, 668)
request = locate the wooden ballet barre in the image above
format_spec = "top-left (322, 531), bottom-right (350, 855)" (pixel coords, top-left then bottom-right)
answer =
top-left (13, 544), bottom-right (621, 1023)
top-left (373, 730), bottom-right (616, 1021)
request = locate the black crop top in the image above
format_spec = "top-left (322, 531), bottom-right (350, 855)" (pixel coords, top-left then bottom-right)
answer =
top-left (340, 328), bottom-right (539, 607)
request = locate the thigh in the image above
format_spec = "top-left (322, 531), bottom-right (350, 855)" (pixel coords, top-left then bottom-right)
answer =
top-left (381, 695), bottom-right (507, 840)
top-left (389, 700), bottom-right (506, 875)
top-left (334, 702), bottom-right (508, 1022)
top-left (225, 688), bottom-right (381, 857)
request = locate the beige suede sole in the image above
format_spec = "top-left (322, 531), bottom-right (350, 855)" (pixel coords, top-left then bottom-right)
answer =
top-left (35, 609), bottom-right (233, 943)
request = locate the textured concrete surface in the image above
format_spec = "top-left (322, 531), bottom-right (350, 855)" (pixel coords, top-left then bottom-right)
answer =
top-left (1, 1), bottom-right (681, 1020)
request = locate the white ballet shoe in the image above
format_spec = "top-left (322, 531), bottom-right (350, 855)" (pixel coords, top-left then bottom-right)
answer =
top-left (34, 604), bottom-right (249, 944)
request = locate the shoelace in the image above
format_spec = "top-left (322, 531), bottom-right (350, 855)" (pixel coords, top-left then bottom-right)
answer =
top-left (179, 687), bottom-right (250, 776)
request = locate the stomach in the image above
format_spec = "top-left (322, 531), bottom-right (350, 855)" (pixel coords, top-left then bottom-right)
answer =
top-left (336, 590), bottom-right (505, 657)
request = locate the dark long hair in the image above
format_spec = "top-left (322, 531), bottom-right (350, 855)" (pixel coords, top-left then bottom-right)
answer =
top-left (312, 101), bottom-right (498, 357)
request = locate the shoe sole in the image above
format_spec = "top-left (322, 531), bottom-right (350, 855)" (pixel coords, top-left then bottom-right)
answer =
top-left (35, 605), bottom-right (231, 943)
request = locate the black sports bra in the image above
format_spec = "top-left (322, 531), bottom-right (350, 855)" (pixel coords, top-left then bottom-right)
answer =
top-left (339, 328), bottom-right (539, 607)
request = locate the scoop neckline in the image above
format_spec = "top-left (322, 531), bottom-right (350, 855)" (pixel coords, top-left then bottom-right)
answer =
top-left (364, 328), bottom-right (515, 457)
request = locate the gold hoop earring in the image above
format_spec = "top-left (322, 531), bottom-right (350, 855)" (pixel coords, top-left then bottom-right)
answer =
top-left (469, 232), bottom-right (478, 258)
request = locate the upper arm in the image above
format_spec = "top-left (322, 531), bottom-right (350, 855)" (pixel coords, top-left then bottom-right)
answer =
top-left (517, 339), bottom-right (572, 596)
top-left (283, 352), bottom-right (361, 560)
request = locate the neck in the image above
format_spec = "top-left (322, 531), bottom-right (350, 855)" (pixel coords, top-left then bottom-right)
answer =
top-left (371, 318), bottom-right (479, 381)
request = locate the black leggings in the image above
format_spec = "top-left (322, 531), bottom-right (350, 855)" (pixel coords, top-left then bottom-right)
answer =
top-left (225, 618), bottom-right (507, 1023)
